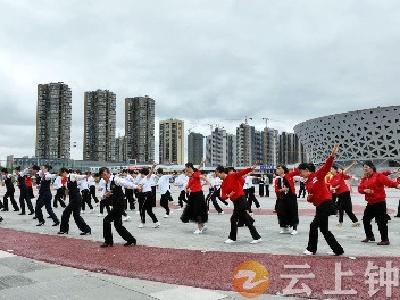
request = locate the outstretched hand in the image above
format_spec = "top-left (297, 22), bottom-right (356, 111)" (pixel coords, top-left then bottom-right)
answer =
top-left (331, 144), bottom-right (340, 157)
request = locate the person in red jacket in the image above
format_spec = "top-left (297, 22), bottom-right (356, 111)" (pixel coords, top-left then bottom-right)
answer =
top-left (180, 161), bottom-right (208, 234)
top-left (215, 165), bottom-right (261, 244)
top-left (298, 144), bottom-right (344, 256)
top-left (330, 162), bottom-right (359, 227)
top-left (358, 161), bottom-right (400, 245)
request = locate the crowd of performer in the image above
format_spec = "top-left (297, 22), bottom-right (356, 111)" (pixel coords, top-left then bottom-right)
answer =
top-left (1, 144), bottom-right (400, 256)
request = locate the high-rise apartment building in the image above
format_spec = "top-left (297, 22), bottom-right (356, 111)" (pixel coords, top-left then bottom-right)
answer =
top-left (83, 90), bottom-right (116, 161)
top-left (159, 119), bottom-right (185, 165)
top-left (125, 95), bottom-right (156, 164)
top-left (35, 82), bottom-right (72, 159)
top-left (188, 132), bottom-right (204, 165)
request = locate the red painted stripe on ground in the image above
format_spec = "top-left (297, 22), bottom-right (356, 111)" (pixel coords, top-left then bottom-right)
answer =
top-left (0, 227), bottom-right (398, 299)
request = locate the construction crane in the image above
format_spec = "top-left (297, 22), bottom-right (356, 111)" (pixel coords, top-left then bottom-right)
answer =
top-left (244, 116), bottom-right (252, 125)
top-left (262, 117), bottom-right (269, 128)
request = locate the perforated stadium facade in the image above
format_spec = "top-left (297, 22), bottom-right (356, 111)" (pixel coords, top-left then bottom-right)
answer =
top-left (293, 106), bottom-right (400, 164)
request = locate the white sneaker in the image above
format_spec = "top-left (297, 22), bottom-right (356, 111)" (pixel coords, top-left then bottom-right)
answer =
top-left (250, 238), bottom-right (262, 244)
top-left (138, 223), bottom-right (144, 228)
top-left (163, 214), bottom-right (169, 218)
top-left (291, 230), bottom-right (298, 235)
top-left (224, 239), bottom-right (235, 244)
top-left (123, 216), bottom-right (131, 222)
top-left (81, 211), bottom-right (85, 214)
top-left (218, 211), bottom-right (224, 215)
top-left (176, 208), bottom-right (183, 211)
top-left (169, 210), bottom-right (174, 214)
top-left (97, 213), bottom-right (104, 217)
top-left (135, 210), bottom-right (140, 215)
top-left (193, 229), bottom-right (202, 234)
top-left (201, 225), bottom-right (208, 233)
top-left (303, 250), bottom-right (315, 256)
top-left (154, 222), bottom-right (160, 228)
top-left (280, 228), bottom-right (290, 234)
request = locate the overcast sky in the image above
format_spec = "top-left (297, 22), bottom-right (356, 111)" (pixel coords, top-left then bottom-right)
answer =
top-left (1, 0), bottom-right (400, 162)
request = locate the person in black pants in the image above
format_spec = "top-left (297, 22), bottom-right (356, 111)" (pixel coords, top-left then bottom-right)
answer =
top-left (258, 176), bottom-right (265, 197)
top-left (15, 167), bottom-right (34, 215)
top-left (88, 172), bottom-right (99, 204)
top-left (358, 161), bottom-right (400, 245)
top-left (34, 165), bottom-right (59, 227)
top-left (80, 173), bottom-right (93, 213)
top-left (58, 169), bottom-right (91, 235)
top-left (265, 176), bottom-right (270, 198)
top-left (137, 166), bottom-right (160, 228)
top-left (299, 144), bottom-right (344, 256)
top-left (246, 177), bottom-right (260, 213)
top-left (53, 172), bottom-right (66, 208)
top-left (298, 180), bottom-right (306, 198)
top-left (215, 165), bottom-right (261, 244)
top-left (99, 167), bottom-right (138, 248)
top-left (125, 169), bottom-right (136, 211)
top-left (1, 168), bottom-right (19, 211)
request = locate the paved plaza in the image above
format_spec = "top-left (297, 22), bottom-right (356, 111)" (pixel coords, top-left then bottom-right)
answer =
top-left (1, 184), bottom-right (400, 299)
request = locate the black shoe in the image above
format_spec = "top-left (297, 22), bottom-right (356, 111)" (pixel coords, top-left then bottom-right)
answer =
top-left (80, 231), bottom-right (91, 236)
top-left (100, 243), bottom-right (113, 248)
top-left (1, 209), bottom-right (7, 211)
top-left (377, 240), bottom-right (390, 246)
top-left (28, 211), bottom-right (34, 215)
top-left (52, 221), bottom-right (60, 226)
top-left (395, 215), bottom-right (400, 218)
top-left (36, 222), bottom-right (45, 226)
top-left (0, 217), bottom-right (3, 223)
top-left (47, 216), bottom-right (52, 219)
top-left (124, 239), bottom-right (136, 247)
top-left (57, 231), bottom-right (68, 235)
top-left (14, 209), bottom-right (19, 211)
top-left (32, 216), bottom-right (37, 219)
top-left (18, 213), bottom-right (26, 215)
top-left (361, 237), bottom-right (375, 243)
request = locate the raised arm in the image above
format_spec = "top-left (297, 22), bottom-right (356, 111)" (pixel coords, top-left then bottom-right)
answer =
top-left (316, 144), bottom-right (339, 180)
top-left (147, 163), bottom-right (158, 178)
top-left (343, 161), bottom-right (357, 174)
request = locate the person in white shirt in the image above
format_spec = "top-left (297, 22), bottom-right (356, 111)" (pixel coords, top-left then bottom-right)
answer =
top-left (97, 178), bottom-right (111, 217)
top-left (34, 165), bottom-right (59, 226)
top-left (58, 168), bottom-right (91, 235)
top-left (244, 174), bottom-right (260, 213)
top-left (150, 173), bottom-right (158, 208)
top-left (98, 167), bottom-right (140, 248)
top-left (174, 170), bottom-right (188, 209)
top-left (53, 171), bottom-right (66, 208)
top-left (157, 168), bottom-right (174, 217)
top-left (80, 172), bottom-right (94, 213)
top-left (137, 165), bottom-right (160, 228)
top-left (1, 168), bottom-right (18, 211)
top-left (125, 169), bottom-right (136, 211)
top-left (88, 172), bottom-right (99, 204)
top-left (205, 173), bottom-right (224, 214)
